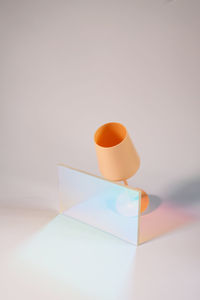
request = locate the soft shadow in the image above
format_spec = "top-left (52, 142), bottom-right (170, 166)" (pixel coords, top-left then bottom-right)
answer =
top-left (142, 195), bottom-right (162, 215)
top-left (139, 176), bottom-right (200, 244)
top-left (167, 177), bottom-right (200, 207)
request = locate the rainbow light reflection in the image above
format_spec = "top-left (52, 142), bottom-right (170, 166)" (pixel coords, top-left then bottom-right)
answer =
top-left (15, 214), bottom-right (137, 300)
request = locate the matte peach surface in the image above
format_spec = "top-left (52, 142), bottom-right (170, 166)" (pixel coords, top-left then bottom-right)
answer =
top-left (94, 122), bottom-right (140, 181)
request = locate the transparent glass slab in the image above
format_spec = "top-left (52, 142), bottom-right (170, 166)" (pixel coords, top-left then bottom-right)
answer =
top-left (58, 164), bottom-right (141, 245)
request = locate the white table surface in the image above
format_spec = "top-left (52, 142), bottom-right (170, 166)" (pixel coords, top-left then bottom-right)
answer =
top-left (1, 201), bottom-right (200, 300)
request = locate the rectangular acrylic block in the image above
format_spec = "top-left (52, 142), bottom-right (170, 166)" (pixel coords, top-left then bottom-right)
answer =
top-left (58, 164), bottom-right (141, 245)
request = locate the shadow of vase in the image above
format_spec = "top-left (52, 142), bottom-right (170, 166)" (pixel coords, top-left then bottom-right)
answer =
top-left (167, 177), bottom-right (200, 208)
top-left (139, 176), bottom-right (200, 244)
top-left (142, 195), bottom-right (162, 216)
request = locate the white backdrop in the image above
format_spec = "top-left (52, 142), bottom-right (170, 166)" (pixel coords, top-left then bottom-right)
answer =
top-left (1, 1), bottom-right (200, 300)
top-left (1, 0), bottom-right (200, 211)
